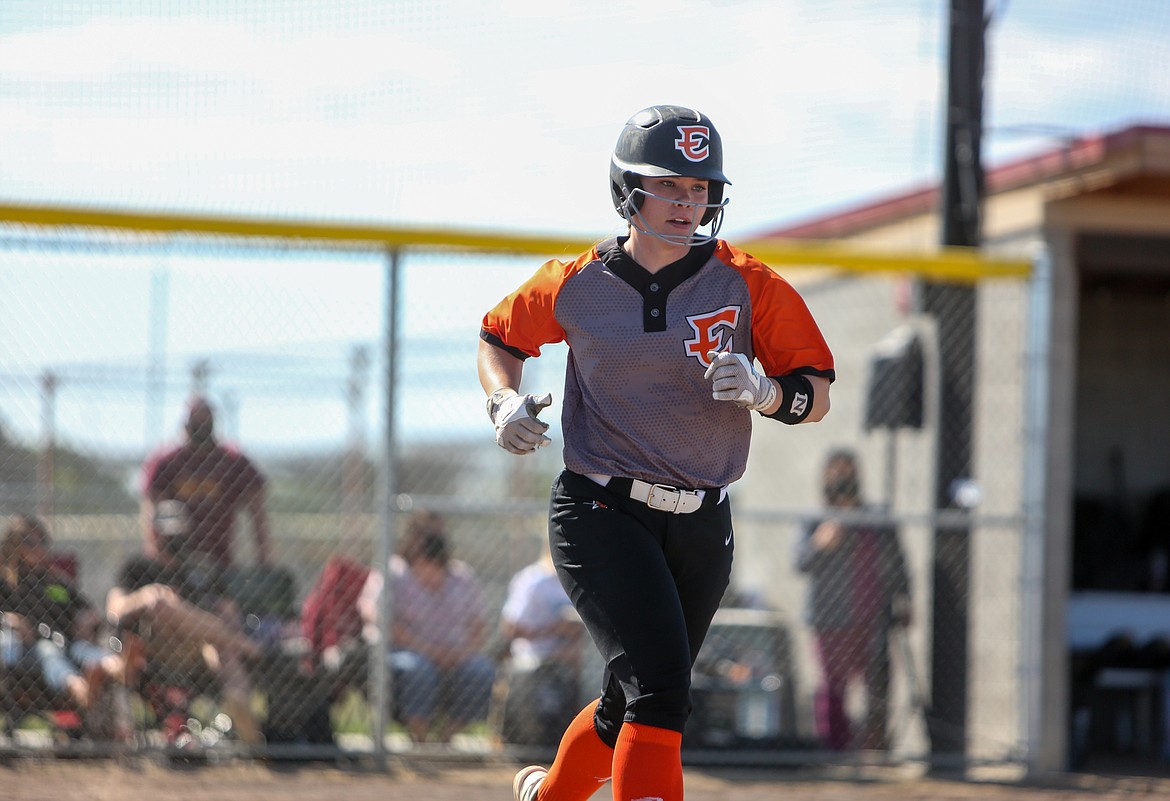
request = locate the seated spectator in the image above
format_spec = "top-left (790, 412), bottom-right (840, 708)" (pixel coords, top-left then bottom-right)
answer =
top-left (395, 510), bottom-right (475, 579)
top-left (501, 549), bottom-right (581, 670)
top-left (497, 549), bottom-right (582, 745)
top-left (105, 512), bottom-right (263, 746)
top-left (358, 512), bottom-right (494, 744)
top-left (1, 515), bottom-right (140, 731)
top-left (301, 554), bottom-right (370, 682)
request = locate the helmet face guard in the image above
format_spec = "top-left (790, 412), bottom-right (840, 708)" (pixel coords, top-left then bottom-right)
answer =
top-left (609, 105), bottom-right (731, 245)
top-left (614, 183), bottom-right (728, 246)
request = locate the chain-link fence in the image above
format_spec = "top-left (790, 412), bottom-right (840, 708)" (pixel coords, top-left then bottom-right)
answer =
top-left (0, 220), bottom-right (1032, 767)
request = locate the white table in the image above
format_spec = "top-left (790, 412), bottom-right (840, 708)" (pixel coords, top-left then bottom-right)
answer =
top-left (1067, 591), bottom-right (1170, 759)
top-left (1067, 591), bottom-right (1170, 650)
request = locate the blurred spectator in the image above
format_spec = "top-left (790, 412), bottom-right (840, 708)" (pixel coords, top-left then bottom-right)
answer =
top-left (106, 516), bottom-right (263, 746)
top-left (140, 395), bottom-right (270, 568)
top-left (1, 515), bottom-right (140, 722)
top-left (397, 510), bottom-right (467, 572)
top-left (497, 549), bottom-right (582, 745)
top-left (358, 512), bottom-right (494, 744)
top-left (794, 448), bottom-right (911, 751)
top-left (301, 554), bottom-right (370, 675)
top-left (500, 549), bottom-right (580, 669)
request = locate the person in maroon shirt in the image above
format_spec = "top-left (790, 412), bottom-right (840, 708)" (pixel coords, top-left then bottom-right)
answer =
top-left (140, 396), bottom-right (271, 568)
top-left (795, 449), bottom-right (912, 751)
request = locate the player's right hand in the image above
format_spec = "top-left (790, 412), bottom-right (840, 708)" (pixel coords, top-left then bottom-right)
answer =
top-left (704, 350), bottom-right (778, 411)
top-left (487, 388), bottom-right (553, 455)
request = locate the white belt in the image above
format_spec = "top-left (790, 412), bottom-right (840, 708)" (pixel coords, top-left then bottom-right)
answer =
top-left (586, 474), bottom-right (714, 514)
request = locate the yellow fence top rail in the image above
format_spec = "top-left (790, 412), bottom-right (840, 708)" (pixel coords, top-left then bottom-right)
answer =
top-left (0, 201), bottom-right (1031, 281)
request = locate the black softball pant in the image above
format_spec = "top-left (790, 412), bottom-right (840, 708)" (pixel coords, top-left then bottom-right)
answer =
top-left (548, 469), bottom-right (734, 744)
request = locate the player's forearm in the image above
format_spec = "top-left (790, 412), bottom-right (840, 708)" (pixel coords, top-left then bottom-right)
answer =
top-left (478, 339), bottom-right (524, 395)
top-left (802, 376), bottom-right (831, 422)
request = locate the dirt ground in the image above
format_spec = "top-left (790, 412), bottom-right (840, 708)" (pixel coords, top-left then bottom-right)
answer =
top-left (4, 758), bottom-right (1170, 801)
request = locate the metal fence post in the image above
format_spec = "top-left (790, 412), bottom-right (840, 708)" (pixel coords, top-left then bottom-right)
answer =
top-left (1020, 249), bottom-right (1053, 773)
top-left (372, 246), bottom-right (402, 764)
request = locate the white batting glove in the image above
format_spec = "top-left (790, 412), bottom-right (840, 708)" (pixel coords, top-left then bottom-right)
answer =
top-left (704, 350), bottom-right (778, 412)
top-left (486, 388), bottom-right (553, 455)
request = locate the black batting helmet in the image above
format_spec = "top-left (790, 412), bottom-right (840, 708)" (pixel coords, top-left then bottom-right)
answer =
top-left (610, 105), bottom-right (731, 229)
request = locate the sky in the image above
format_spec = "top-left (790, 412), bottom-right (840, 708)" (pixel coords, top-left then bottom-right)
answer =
top-left (0, 0), bottom-right (1167, 458)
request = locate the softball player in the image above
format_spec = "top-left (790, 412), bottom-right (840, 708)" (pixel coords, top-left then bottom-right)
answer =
top-left (478, 105), bottom-right (835, 801)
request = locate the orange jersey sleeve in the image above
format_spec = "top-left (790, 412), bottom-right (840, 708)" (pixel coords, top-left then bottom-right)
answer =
top-left (481, 248), bottom-right (598, 358)
top-left (714, 241), bottom-right (835, 379)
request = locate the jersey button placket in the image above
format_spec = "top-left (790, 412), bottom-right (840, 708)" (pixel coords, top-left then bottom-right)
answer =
top-left (643, 281), bottom-right (666, 332)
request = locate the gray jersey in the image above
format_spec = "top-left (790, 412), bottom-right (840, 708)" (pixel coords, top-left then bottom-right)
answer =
top-left (481, 237), bottom-right (834, 488)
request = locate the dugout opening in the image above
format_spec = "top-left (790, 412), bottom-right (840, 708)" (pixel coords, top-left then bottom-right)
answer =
top-left (1066, 232), bottom-right (1170, 769)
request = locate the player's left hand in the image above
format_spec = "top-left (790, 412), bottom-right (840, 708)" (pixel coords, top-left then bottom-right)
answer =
top-left (704, 350), bottom-right (777, 411)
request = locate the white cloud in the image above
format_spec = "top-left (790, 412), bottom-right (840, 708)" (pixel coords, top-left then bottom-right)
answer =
top-left (2, 1), bottom-right (1164, 241)
top-left (0, 4), bottom-right (931, 235)
top-left (0, 16), bottom-right (456, 92)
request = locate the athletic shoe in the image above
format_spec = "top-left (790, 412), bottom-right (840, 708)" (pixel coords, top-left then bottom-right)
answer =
top-left (512, 765), bottom-right (547, 801)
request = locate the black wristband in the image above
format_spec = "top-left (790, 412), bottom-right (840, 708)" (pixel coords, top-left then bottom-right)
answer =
top-left (766, 374), bottom-right (814, 425)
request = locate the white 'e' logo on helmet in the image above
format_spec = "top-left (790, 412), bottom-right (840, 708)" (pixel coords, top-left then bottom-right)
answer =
top-left (674, 125), bottom-right (710, 162)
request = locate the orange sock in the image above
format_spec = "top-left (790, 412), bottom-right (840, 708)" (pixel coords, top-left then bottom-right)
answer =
top-left (538, 700), bottom-right (616, 801)
top-left (611, 722), bottom-right (683, 801)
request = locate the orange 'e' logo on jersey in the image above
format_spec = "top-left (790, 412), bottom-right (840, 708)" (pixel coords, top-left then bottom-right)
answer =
top-left (685, 306), bottom-right (740, 366)
top-left (675, 125), bottom-right (711, 162)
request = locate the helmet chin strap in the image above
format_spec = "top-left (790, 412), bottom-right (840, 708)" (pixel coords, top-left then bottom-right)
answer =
top-left (619, 187), bottom-right (727, 247)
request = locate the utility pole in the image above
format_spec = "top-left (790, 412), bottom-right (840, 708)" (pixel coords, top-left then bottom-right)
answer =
top-left (921, 0), bottom-right (986, 769)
